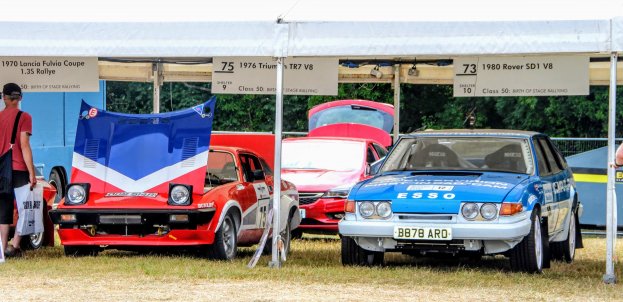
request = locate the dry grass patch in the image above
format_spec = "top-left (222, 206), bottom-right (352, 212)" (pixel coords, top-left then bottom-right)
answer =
top-left (0, 236), bottom-right (621, 301)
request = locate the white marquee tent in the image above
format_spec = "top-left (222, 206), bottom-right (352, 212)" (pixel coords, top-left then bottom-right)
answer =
top-left (1, 0), bottom-right (622, 280)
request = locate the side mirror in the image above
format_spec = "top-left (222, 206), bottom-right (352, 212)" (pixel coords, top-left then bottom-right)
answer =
top-left (365, 164), bottom-right (371, 175)
top-left (252, 169), bottom-right (265, 181)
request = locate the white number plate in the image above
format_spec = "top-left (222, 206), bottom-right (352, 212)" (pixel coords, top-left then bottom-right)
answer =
top-left (299, 209), bottom-right (306, 219)
top-left (393, 226), bottom-right (452, 240)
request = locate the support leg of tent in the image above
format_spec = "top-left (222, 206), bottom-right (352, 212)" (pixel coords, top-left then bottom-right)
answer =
top-left (604, 52), bottom-right (618, 284)
top-left (269, 57), bottom-right (285, 269)
top-left (393, 64), bottom-right (401, 144)
top-left (152, 62), bottom-right (163, 114)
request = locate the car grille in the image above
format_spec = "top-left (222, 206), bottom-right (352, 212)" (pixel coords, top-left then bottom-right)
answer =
top-left (397, 213), bottom-right (454, 221)
top-left (299, 192), bottom-right (324, 205)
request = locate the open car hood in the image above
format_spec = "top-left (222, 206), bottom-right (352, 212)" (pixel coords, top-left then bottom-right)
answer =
top-left (308, 123), bottom-right (392, 147)
top-left (70, 97), bottom-right (216, 195)
top-left (307, 99), bottom-right (394, 147)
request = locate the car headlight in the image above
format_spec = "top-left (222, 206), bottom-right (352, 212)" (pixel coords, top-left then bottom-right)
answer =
top-left (461, 203), bottom-right (479, 220)
top-left (480, 203), bottom-right (498, 220)
top-left (65, 183), bottom-right (89, 205)
top-left (323, 183), bottom-right (355, 199)
top-left (359, 201), bottom-right (375, 218)
top-left (376, 202), bottom-right (392, 218)
top-left (168, 184), bottom-right (192, 206)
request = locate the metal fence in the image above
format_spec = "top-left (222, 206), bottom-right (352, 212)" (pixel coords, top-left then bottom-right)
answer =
top-left (551, 138), bottom-right (623, 157)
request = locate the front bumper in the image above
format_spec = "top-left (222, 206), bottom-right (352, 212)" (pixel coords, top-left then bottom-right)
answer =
top-left (298, 197), bottom-right (345, 232)
top-left (50, 208), bottom-right (216, 246)
top-left (339, 211), bottom-right (532, 254)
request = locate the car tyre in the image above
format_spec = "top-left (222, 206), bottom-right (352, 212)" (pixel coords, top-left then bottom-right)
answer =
top-left (20, 232), bottom-right (46, 250)
top-left (551, 209), bottom-right (578, 263)
top-left (64, 245), bottom-right (99, 257)
top-left (509, 209), bottom-right (544, 273)
top-left (49, 169), bottom-right (65, 205)
top-left (208, 213), bottom-right (237, 260)
top-left (291, 228), bottom-right (303, 240)
top-left (264, 213), bottom-right (293, 256)
top-left (341, 236), bottom-right (384, 266)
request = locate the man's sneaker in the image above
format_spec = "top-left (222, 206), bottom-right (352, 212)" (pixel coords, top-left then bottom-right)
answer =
top-left (4, 245), bottom-right (23, 258)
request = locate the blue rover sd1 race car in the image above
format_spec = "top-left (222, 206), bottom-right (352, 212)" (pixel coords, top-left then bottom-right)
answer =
top-left (339, 130), bottom-right (583, 273)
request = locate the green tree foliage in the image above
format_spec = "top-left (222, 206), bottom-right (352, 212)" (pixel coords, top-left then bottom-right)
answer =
top-left (107, 81), bottom-right (623, 137)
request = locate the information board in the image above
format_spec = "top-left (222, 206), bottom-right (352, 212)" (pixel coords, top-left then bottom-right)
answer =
top-left (453, 55), bottom-right (589, 97)
top-left (0, 57), bottom-right (99, 92)
top-left (212, 57), bottom-right (337, 95)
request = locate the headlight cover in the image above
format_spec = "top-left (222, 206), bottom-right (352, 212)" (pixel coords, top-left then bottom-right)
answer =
top-left (461, 203), bottom-right (479, 220)
top-left (323, 183), bottom-right (355, 199)
top-left (358, 201), bottom-right (392, 219)
top-left (168, 184), bottom-right (192, 206)
top-left (65, 183), bottom-right (89, 205)
top-left (376, 202), bottom-right (393, 218)
top-left (359, 201), bottom-right (375, 218)
top-left (480, 203), bottom-right (498, 220)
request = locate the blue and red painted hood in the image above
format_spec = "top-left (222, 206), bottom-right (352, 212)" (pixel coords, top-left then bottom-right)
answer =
top-left (70, 97), bottom-right (216, 195)
top-left (351, 172), bottom-right (530, 214)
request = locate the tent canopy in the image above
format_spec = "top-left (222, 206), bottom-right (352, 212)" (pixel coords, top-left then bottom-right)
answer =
top-left (0, 0), bottom-right (621, 57)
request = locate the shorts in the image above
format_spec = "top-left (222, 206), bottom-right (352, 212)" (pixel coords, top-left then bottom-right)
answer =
top-left (0, 170), bottom-right (29, 224)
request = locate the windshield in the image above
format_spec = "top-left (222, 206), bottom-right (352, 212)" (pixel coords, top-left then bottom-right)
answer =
top-left (282, 140), bottom-right (365, 171)
top-left (380, 136), bottom-right (534, 174)
top-left (206, 151), bottom-right (238, 186)
top-left (309, 105), bottom-right (393, 133)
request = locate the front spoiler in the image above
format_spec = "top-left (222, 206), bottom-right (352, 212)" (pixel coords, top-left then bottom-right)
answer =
top-left (50, 208), bottom-right (216, 246)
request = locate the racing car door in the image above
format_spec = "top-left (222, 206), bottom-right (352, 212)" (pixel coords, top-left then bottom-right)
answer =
top-left (538, 137), bottom-right (572, 234)
top-left (532, 137), bottom-right (560, 236)
top-left (239, 153), bottom-right (271, 231)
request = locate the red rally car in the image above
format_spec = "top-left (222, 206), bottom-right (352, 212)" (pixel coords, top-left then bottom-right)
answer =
top-left (49, 98), bottom-right (300, 258)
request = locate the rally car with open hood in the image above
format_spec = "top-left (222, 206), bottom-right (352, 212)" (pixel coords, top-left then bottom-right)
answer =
top-left (339, 129), bottom-right (583, 273)
top-left (49, 97), bottom-right (300, 259)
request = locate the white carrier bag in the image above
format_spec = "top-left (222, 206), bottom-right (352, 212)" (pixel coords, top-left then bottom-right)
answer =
top-left (15, 183), bottom-right (44, 236)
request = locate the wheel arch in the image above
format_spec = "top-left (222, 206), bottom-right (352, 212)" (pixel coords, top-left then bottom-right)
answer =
top-left (49, 166), bottom-right (68, 197)
top-left (216, 200), bottom-right (243, 235)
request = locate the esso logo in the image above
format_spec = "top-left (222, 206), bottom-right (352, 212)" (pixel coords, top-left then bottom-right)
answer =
top-left (88, 108), bottom-right (98, 118)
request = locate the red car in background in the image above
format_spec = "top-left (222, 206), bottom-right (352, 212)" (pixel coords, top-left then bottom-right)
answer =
top-left (281, 100), bottom-right (393, 235)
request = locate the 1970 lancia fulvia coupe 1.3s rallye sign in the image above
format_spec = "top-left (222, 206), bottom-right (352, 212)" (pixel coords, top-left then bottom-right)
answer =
top-left (50, 98), bottom-right (300, 259)
top-left (339, 130), bottom-right (583, 273)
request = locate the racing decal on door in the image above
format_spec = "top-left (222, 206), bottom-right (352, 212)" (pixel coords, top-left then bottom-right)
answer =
top-left (543, 183), bottom-right (554, 203)
top-left (253, 183), bottom-right (271, 229)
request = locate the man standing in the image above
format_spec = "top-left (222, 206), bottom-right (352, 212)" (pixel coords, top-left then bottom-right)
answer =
top-left (0, 83), bottom-right (35, 257)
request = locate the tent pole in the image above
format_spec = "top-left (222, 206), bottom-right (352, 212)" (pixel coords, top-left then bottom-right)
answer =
top-left (269, 57), bottom-right (285, 268)
top-left (152, 62), bottom-right (162, 114)
top-left (393, 64), bottom-right (401, 143)
top-left (604, 52), bottom-right (618, 284)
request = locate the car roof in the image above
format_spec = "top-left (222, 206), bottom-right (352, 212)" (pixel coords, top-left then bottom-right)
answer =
top-left (405, 129), bottom-right (541, 138)
top-left (210, 145), bottom-right (254, 155)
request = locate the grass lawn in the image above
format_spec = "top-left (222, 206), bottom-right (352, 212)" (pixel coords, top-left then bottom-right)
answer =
top-left (0, 236), bottom-right (622, 301)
